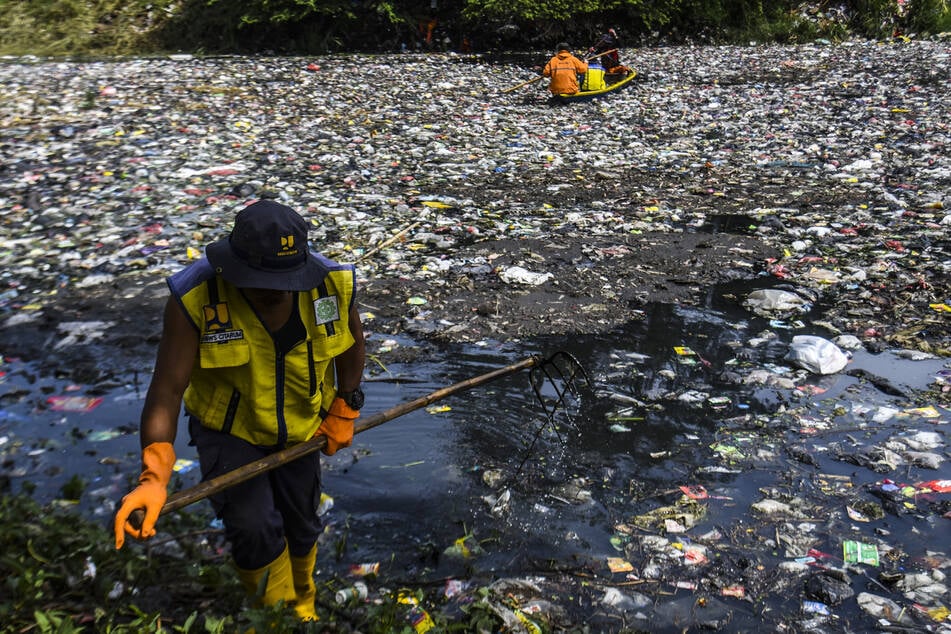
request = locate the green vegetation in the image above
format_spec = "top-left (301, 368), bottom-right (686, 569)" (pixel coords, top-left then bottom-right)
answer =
top-left (0, 493), bottom-right (541, 633)
top-left (0, 493), bottom-right (244, 632)
top-left (0, 0), bottom-right (176, 56)
top-left (0, 0), bottom-right (947, 56)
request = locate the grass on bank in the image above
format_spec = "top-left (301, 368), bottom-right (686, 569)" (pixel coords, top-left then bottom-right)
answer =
top-left (0, 492), bottom-right (516, 633)
top-left (0, 0), bottom-right (171, 57)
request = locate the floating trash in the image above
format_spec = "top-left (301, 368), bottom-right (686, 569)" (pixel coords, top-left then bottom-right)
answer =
top-left (0, 41), bottom-right (948, 633)
top-left (46, 396), bottom-right (104, 412)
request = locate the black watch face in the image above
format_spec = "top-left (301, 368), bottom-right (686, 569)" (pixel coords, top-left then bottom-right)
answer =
top-left (348, 388), bottom-right (365, 410)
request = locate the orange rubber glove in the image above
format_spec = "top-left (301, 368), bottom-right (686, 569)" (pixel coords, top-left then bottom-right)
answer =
top-left (315, 397), bottom-right (358, 456)
top-left (114, 442), bottom-right (175, 549)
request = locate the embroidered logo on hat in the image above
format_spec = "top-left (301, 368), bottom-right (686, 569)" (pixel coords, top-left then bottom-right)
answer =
top-left (229, 209), bottom-right (307, 270)
top-left (206, 200), bottom-right (326, 291)
top-left (280, 235), bottom-right (298, 256)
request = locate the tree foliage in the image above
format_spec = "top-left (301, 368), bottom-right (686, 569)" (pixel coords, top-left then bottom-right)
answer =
top-left (462, 0), bottom-right (618, 21)
top-left (207, 0), bottom-right (358, 25)
top-left (0, 0), bottom-right (947, 55)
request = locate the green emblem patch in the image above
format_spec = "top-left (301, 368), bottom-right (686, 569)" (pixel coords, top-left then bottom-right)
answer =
top-left (313, 296), bottom-right (340, 324)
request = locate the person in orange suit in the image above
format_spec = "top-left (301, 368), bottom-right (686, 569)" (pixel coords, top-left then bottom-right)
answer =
top-left (543, 42), bottom-right (588, 95)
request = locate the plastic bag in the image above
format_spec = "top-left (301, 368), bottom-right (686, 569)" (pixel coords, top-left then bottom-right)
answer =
top-left (785, 335), bottom-right (849, 375)
top-left (743, 289), bottom-right (810, 315)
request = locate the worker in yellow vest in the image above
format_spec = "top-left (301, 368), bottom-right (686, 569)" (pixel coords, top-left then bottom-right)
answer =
top-left (114, 200), bottom-right (366, 622)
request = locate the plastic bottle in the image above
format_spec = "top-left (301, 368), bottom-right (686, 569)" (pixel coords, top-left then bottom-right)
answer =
top-left (335, 581), bottom-right (368, 604)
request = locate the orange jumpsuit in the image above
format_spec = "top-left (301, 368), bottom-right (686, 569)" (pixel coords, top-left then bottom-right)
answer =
top-left (543, 51), bottom-right (588, 95)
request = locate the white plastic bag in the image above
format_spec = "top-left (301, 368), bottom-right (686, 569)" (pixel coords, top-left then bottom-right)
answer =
top-left (785, 335), bottom-right (849, 375)
top-left (743, 289), bottom-right (809, 315)
top-left (497, 266), bottom-right (553, 286)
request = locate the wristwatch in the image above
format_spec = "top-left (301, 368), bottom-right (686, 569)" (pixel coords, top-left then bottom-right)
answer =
top-left (337, 387), bottom-right (364, 410)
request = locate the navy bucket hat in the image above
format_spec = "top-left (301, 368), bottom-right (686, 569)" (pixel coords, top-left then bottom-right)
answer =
top-left (206, 200), bottom-right (323, 291)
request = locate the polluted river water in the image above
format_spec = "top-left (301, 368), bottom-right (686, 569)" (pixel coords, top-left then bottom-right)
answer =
top-left (0, 40), bottom-right (949, 631)
top-left (1, 284), bottom-right (948, 632)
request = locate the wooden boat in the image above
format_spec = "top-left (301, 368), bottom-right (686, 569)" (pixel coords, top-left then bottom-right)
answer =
top-left (550, 68), bottom-right (637, 104)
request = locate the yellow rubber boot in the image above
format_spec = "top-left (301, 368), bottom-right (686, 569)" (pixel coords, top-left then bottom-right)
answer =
top-left (290, 544), bottom-right (319, 621)
top-left (235, 545), bottom-right (296, 610)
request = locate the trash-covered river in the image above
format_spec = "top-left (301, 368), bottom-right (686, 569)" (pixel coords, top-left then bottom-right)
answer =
top-left (1, 282), bottom-right (948, 631)
top-left (0, 39), bottom-right (949, 631)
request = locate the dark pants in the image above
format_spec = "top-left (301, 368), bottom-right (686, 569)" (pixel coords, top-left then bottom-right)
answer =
top-left (189, 417), bottom-right (322, 569)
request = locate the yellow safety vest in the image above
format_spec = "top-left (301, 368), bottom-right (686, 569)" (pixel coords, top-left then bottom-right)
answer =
top-left (582, 65), bottom-right (606, 91)
top-left (170, 258), bottom-right (356, 448)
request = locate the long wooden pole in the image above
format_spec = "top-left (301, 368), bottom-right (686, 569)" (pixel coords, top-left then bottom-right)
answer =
top-left (356, 220), bottom-right (421, 262)
top-left (501, 49), bottom-right (619, 94)
top-left (501, 75), bottom-right (544, 93)
top-left (584, 48), bottom-right (618, 62)
top-left (152, 355), bottom-right (541, 518)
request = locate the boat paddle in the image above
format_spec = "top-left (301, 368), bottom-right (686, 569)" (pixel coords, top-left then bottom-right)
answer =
top-left (501, 49), bottom-right (618, 94)
top-left (126, 352), bottom-right (588, 529)
top-left (502, 74), bottom-right (545, 93)
top-left (585, 48), bottom-right (618, 61)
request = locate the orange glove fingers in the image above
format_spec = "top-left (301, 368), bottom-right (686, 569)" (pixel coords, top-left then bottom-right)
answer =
top-left (114, 486), bottom-right (163, 547)
top-left (114, 442), bottom-right (175, 549)
top-left (114, 501), bottom-right (134, 549)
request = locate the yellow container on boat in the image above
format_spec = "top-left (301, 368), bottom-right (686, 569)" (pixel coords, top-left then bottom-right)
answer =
top-left (582, 63), bottom-right (606, 91)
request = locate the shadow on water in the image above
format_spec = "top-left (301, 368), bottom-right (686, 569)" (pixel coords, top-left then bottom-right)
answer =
top-left (1, 282), bottom-right (948, 630)
top-left (697, 213), bottom-right (762, 235)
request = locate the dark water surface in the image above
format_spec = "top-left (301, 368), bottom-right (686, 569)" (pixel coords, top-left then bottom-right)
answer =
top-left (1, 287), bottom-right (948, 631)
